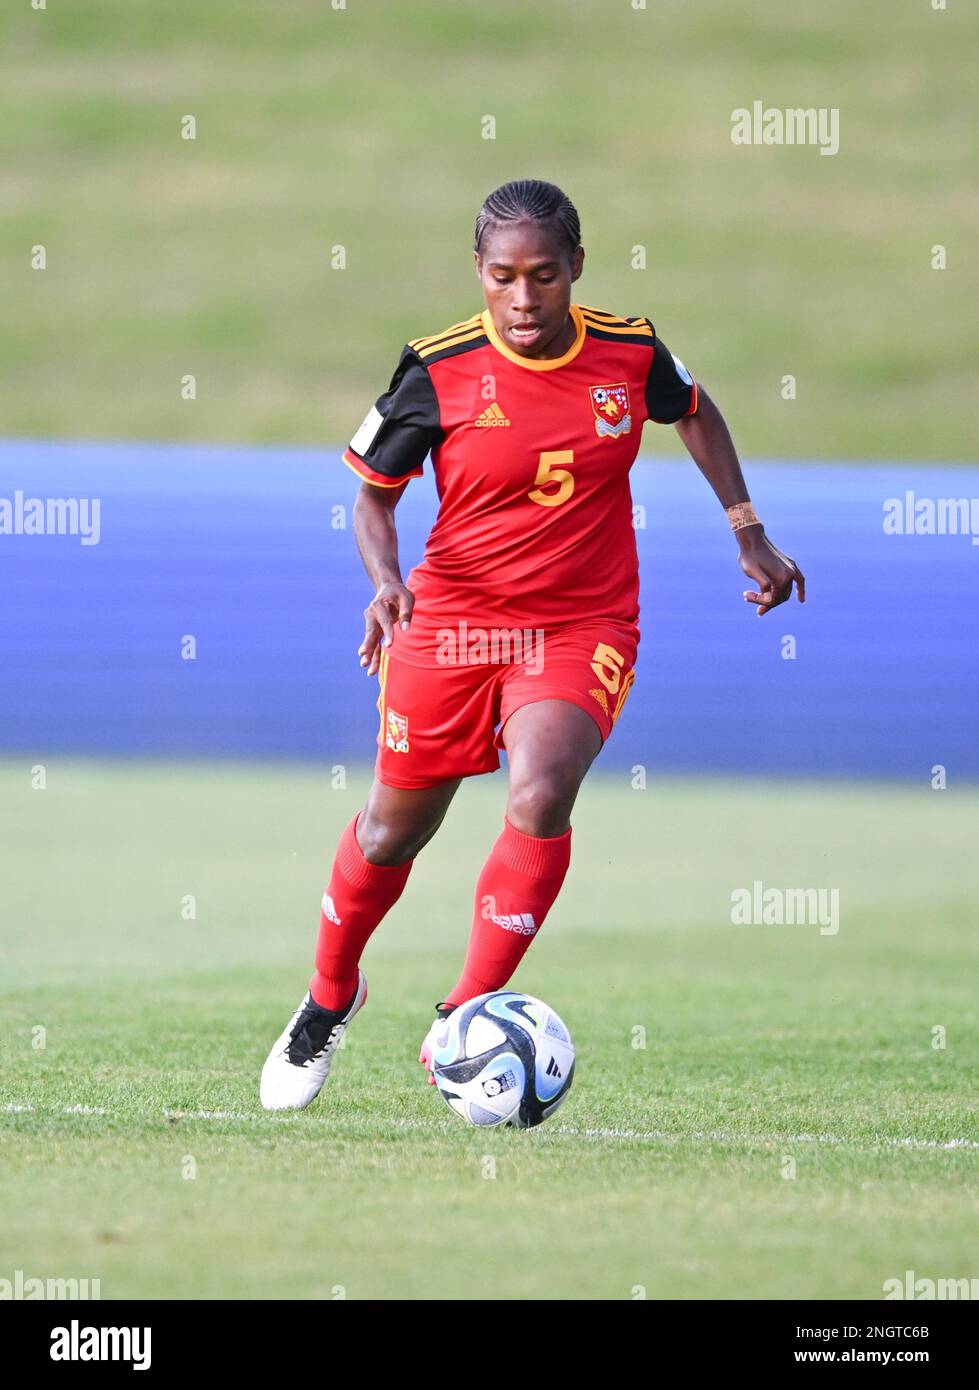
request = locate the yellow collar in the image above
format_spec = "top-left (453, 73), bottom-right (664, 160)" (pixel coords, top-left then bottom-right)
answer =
top-left (480, 303), bottom-right (586, 371)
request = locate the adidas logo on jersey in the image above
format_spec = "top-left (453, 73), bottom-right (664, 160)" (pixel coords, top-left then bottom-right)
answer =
top-left (474, 402), bottom-right (511, 428)
top-left (491, 912), bottom-right (537, 935)
top-left (321, 893), bottom-right (341, 925)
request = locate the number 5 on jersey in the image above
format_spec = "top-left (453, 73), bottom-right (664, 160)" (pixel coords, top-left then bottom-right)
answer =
top-left (529, 451), bottom-right (574, 507)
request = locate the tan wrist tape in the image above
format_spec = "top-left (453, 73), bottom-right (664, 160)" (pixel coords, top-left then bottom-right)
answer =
top-left (726, 501), bottom-right (760, 532)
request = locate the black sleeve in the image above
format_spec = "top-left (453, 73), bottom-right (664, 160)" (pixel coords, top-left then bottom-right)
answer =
top-left (643, 325), bottom-right (698, 424)
top-left (342, 345), bottom-right (442, 485)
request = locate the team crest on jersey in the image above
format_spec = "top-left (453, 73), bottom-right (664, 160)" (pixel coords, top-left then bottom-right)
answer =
top-left (385, 708), bottom-right (410, 753)
top-left (589, 383), bottom-right (632, 438)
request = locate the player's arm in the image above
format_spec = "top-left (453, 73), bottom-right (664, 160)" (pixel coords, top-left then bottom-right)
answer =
top-left (353, 480), bottom-right (414, 677)
top-left (341, 344), bottom-right (442, 672)
top-left (674, 385), bottom-right (805, 616)
top-left (642, 326), bottom-right (804, 616)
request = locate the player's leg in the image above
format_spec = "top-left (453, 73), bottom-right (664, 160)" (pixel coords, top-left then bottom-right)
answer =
top-left (418, 698), bottom-right (601, 1081)
top-left (502, 698), bottom-right (601, 835)
top-left (264, 637), bottom-right (500, 1110)
top-left (302, 633), bottom-right (495, 1014)
top-left (310, 776), bottom-right (461, 1009)
top-left (312, 636), bottom-right (500, 1009)
top-left (442, 698), bottom-right (600, 1006)
top-left (261, 777), bottom-right (458, 1111)
top-left (427, 620), bottom-right (638, 1040)
top-left (356, 776), bottom-right (461, 864)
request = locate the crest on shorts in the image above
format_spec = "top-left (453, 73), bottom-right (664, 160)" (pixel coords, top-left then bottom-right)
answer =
top-left (589, 383), bottom-right (631, 438)
top-left (385, 708), bottom-right (409, 753)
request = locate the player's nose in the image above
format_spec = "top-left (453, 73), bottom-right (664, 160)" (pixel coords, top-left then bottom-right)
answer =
top-left (510, 277), bottom-right (540, 311)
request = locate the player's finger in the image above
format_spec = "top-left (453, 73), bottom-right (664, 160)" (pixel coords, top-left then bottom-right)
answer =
top-left (363, 627), bottom-right (385, 676)
top-left (744, 584), bottom-right (776, 616)
top-left (794, 569), bottom-right (806, 603)
top-left (767, 572), bottom-right (798, 611)
top-left (397, 588), bottom-right (414, 631)
top-left (368, 600), bottom-right (395, 649)
top-left (359, 612), bottom-right (380, 647)
top-left (359, 615), bottom-right (381, 668)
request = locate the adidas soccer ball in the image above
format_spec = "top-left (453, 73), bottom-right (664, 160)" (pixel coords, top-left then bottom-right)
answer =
top-left (430, 991), bottom-right (575, 1128)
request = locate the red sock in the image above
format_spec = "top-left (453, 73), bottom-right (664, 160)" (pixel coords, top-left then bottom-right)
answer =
top-left (444, 817), bottom-right (572, 1006)
top-left (309, 813), bottom-right (413, 1010)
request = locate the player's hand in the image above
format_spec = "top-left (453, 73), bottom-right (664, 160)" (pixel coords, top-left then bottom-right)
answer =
top-left (359, 581), bottom-right (414, 675)
top-left (737, 529), bottom-right (805, 616)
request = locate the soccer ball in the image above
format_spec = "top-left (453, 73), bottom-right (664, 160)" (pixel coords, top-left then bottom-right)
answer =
top-left (430, 991), bottom-right (575, 1128)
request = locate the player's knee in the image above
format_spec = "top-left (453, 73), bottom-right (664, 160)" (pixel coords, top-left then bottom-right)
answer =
top-left (507, 773), bottom-right (576, 837)
top-left (357, 812), bottom-right (420, 866)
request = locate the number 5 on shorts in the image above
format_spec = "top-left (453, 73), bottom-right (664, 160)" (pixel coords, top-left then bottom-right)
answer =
top-left (590, 642), bottom-right (625, 694)
top-left (590, 642), bottom-right (636, 725)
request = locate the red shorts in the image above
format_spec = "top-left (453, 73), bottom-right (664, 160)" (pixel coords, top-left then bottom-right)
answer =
top-left (373, 618), bottom-right (639, 789)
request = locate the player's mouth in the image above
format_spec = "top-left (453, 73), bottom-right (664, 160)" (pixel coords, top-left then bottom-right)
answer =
top-left (508, 322), bottom-right (545, 348)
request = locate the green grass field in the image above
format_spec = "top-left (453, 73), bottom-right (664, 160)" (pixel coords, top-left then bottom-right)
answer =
top-left (2, 0), bottom-right (977, 460)
top-left (1, 759), bottom-right (976, 1300)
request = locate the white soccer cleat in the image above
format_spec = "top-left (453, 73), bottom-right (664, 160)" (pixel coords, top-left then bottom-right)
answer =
top-left (260, 971), bottom-right (368, 1111)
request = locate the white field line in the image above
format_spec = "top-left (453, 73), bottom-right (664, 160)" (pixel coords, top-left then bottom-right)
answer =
top-left (164, 1108), bottom-right (251, 1120)
top-left (550, 1124), bottom-right (979, 1152)
top-left (2, 1101), bottom-right (977, 1151)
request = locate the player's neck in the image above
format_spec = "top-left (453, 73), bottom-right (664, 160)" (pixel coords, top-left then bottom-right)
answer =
top-left (524, 309), bottom-right (576, 361)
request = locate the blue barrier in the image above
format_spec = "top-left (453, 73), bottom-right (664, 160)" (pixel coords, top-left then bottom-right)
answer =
top-left (1, 441), bottom-right (976, 778)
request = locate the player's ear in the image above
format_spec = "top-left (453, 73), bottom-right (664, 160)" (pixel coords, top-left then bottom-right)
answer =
top-left (569, 245), bottom-right (584, 283)
top-left (473, 250), bottom-right (482, 279)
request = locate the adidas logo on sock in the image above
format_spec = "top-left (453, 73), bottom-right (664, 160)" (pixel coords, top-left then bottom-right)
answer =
top-left (474, 402), bottom-right (511, 428)
top-left (321, 893), bottom-right (342, 925)
top-left (491, 912), bottom-right (537, 935)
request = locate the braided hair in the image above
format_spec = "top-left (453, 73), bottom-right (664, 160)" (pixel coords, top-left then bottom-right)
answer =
top-left (474, 179), bottom-right (581, 260)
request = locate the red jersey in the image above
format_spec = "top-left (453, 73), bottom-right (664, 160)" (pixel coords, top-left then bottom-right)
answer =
top-left (342, 302), bottom-right (697, 655)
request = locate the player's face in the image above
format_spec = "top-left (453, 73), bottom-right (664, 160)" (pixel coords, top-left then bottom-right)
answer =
top-left (475, 221), bottom-right (584, 359)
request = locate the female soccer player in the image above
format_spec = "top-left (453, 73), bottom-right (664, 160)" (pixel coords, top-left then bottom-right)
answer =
top-left (261, 179), bottom-right (804, 1110)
